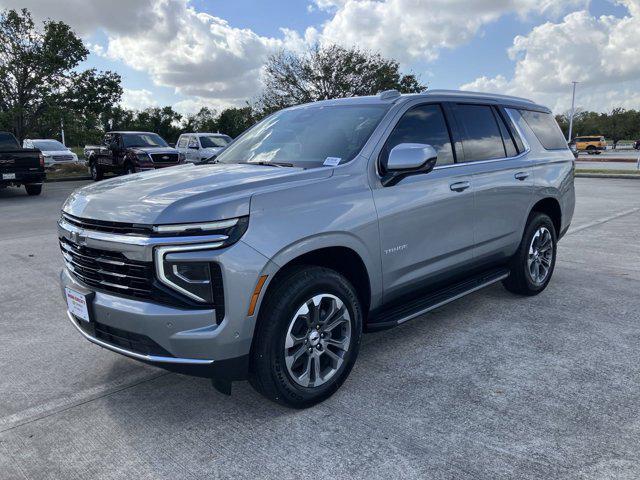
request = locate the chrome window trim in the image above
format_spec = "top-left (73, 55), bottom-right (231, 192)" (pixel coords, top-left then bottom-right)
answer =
top-left (66, 311), bottom-right (214, 365)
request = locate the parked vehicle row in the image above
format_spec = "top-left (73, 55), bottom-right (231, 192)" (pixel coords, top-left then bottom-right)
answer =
top-left (85, 131), bottom-right (186, 181)
top-left (0, 131), bottom-right (46, 195)
top-left (58, 90), bottom-right (575, 408)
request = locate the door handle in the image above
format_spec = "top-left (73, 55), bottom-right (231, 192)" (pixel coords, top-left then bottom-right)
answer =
top-left (450, 181), bottom-right (470, 192)
top-left (514, 172), bottom-right (529, 181)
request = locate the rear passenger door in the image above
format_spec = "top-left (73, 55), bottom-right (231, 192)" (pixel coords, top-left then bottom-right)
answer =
top-left (450, 103), bottom-right (533, 265)
top-left (372, 103), bottom-right (476, 301)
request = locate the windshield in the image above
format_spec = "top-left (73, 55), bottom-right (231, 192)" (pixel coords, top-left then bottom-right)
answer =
top-left (216, 104), bottom-right (389, 168)
top-left (122, 133), bottom-right (168, 148)
top-left (200, 135), bottom-right (231, 148)
top-left (33, 140), bottom-right (66, 151)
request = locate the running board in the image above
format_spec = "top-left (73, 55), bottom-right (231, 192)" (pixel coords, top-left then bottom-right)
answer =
top-left (367, 268), bottom-right (510, 331)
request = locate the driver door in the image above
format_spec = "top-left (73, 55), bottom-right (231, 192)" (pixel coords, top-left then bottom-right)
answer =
top-left (372, 103), bottom-right (476, 301)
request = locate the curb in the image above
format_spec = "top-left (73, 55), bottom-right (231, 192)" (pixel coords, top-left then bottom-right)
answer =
top-left (45, 176), bottom-right (92, 183)
top-left (577, 158), bottom-right (638, 163)
top-left (575, 173), bottom-right (640, 180)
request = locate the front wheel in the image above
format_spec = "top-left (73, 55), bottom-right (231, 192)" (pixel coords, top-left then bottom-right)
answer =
top-left (503, 212), bottom-right (557, 296)
top-left (90, 162), bottom-right (103, 181)
top-left (249, 266), bottom-right (362, 408)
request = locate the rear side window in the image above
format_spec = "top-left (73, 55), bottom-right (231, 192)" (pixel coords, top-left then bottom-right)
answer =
top-left (454, 104), bottom-right (505, 161)
top-left (380, 104), bottom-right (454, 170)
top-left (519, 110), bottom-right (567, 150)
top-left (0, 132), bottom-right (19, 150)
top-left (177, 136), bottom-right (188, 148)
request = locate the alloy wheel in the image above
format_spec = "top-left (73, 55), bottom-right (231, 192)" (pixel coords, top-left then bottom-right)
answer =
top-left (527, 226), bottom-right (553, 285)
top-left (284, 294), bottom-right (351, 388)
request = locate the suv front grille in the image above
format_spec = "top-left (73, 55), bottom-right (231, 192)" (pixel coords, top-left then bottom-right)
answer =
top-left (60, 234), bottom-right (225, 320)
top-left (61, 212), bottom-right (153, 236)
top-left (60, 237), bottom-right (154, 299)
top-left (52, 155), bottom-right (74, 162)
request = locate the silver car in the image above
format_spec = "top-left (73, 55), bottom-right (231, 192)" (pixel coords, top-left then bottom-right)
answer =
top-left (175, 132), bottom-right (232, 164)
top-left (58, 90), bottom-right (575, 407)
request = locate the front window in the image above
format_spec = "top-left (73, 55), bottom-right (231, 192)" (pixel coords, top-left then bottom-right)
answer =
top-left (32, 140), bottom-right (66, 151)
top-left (200, 135), bottom-right (231, 148)
top-left (122, 133), bottom-right (168, 148)
top-left (216, 104), bottom-right (390, 168)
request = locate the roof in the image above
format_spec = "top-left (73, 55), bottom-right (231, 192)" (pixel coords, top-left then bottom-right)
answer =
top-left (294, 89), bottom-right (548, 112)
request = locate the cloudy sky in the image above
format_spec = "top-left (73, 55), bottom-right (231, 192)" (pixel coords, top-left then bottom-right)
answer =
top-left (3, 0), bottom-right (638, 114)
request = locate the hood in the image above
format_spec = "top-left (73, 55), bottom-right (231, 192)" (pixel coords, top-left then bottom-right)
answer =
top-left (200, 147), bottom-right (225, 155)
top-left (62, 163), bottom-right (333, 225)
top-left (42, 150), bottom-right (76, 156)
top-left (133, 146), bottom-right (177, 155)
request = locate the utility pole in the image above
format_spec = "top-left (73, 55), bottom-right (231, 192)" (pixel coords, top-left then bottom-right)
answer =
top-left (567, 81), bottom-right (578, 142)
top-left (61, 118), bottom-right (66, 146)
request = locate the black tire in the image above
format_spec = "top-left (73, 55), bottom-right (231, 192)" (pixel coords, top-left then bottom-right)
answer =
top-left (25, 184), bottom-right (42, 196)
top-left (90, 161), bottom-right (103, 181)
top-left (249, 266), bottom-right (362, 408)
top-left (586, 145), bottom-right (596, 155)
top-left (124, 162), bottom-right (135, 175)
top-left (503, 212), bottom-right (557, 296)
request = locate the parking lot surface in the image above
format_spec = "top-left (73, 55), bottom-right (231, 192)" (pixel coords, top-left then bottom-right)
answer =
top-left (1, 178), bottom-right (640, 479)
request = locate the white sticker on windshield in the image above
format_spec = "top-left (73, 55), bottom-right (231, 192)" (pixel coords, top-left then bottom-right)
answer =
top-left (323, 157), bottom-right (341, 167)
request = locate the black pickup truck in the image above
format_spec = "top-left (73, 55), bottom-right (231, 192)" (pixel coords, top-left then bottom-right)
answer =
top-left (85, 131), bottom-right (184, 181)
top-left (0, 132), bottom-right (45, 196)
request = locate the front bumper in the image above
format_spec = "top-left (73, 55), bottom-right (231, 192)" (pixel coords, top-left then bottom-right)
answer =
top-left (59, 235), bottom-right (275, 380)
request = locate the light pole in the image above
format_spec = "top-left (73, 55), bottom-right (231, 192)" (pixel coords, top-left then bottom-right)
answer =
top-left (61, 118), bottom-right (65, 146)
top-left (567, 81), bottom-right (578, 142)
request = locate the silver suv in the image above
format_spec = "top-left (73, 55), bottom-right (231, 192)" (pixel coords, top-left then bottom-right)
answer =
top-left (59, 90), bottom-right (575, 408)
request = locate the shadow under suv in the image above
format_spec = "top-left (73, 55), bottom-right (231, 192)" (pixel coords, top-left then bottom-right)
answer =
top-left (59, 90), bottom-right (575, 408)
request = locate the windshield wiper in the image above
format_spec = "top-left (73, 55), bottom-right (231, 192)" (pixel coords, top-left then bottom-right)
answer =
top-left (240, 161), bottom-right (294, 168)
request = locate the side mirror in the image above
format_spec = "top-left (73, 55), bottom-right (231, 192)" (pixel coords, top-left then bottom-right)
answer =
top-left (382, 143), bottom-right (438, 187)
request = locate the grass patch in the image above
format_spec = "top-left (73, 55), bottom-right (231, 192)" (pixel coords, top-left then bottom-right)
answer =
top-left (46, 162), bottom-right (90, 181)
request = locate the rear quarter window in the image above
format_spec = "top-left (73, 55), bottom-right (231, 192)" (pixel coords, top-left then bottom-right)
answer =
top-left (519, 110), bottom-right (567, 150)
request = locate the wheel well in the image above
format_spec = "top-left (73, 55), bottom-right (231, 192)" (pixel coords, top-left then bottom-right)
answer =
top-left (265, 247), bottom-right (371, 315)
top-left (531, 198), bottom-right (561, 235)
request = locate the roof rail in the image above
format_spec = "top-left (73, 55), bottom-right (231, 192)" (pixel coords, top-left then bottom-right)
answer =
top-left (426, 89), bottom-right (536, 104)
top-left (379, 89), bottom-right (401, 100)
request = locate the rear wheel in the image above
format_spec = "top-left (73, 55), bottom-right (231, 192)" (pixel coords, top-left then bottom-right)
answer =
top-left (503, 212), bottom-right (557, 296)
top-left (249, 266), bottom-right (362, 408)
top-left (586, 145), bottom-right (596, 155)
top-left (25, 184), bottom-right (42, 196)
top-left (90, 162), bottom-right (103, 181)
top-left (124, 162), bottom-right (136, 175)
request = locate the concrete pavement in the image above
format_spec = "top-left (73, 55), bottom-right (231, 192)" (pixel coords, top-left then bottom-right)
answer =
top-left (1, 178), bottom-right (640, 479)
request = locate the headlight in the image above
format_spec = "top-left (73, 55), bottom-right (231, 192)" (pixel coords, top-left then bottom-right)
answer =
top-left (137, 153), bottom-right (152, 163)
top-left (153, 217), bottom-right (248, 303)
top-left (155, 244), bottom-right (218, 303)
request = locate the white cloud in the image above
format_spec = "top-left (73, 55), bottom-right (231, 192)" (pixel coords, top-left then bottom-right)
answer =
top-left (0, 0), bottom-right (156, 35)
top-left (313, 0), bottom-right (587, 63)
top-left (462, 2), bottom-right (640, 112)
top-left (120, 89), bottom-right (158, 110)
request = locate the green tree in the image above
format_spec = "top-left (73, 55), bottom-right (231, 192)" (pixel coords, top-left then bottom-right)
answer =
top-left (183, 107), bottom-right (219, 133)
top-left (0, 8), bottom-right (122, 142)
top-left (256, 44), bottom-right (426, 116)
top-left (215, 107), bottom-right (254, 138)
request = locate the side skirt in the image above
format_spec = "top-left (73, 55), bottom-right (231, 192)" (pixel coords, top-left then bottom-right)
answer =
top-left (366, 267), bottom-right (509, 332)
